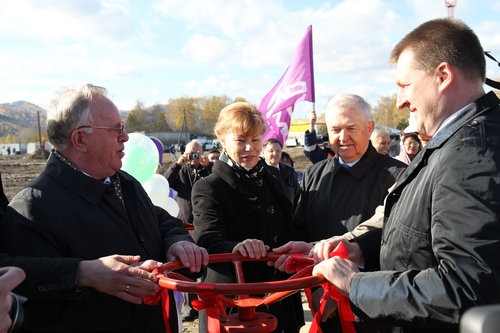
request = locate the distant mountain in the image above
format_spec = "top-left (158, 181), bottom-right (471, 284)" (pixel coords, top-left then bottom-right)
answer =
top-left (0, 101), bottom-right (46, 137)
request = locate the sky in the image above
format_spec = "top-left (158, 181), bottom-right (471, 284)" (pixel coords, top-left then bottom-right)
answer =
top-left (1, 0), bottom-right (499, 120)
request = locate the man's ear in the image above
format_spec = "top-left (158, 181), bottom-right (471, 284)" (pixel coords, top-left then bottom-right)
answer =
top-left (367, 121), bottom-right (375, 135)
top-left (436, 62), bottom-right (454, 92)
top-left (71, 130), bottom-right (89, 153)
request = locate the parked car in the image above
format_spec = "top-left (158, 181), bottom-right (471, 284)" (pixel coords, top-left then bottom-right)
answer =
top-left (204, 140), bottom-right (216, 151)
top-left (285, 137), bottom-right (299, 147)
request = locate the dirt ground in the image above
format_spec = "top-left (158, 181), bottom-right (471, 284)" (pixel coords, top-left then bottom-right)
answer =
top-left (0, 146), bottom-right (314, 333)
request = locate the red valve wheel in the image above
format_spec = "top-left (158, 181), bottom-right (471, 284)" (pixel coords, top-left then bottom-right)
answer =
top-left (154, 252), bottom-right (325, 333)
top-left (157, 252), bottom-right (323, 297)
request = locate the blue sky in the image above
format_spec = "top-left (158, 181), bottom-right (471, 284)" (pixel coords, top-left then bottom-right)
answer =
top-left (1, 0), bottom-right (499, 120)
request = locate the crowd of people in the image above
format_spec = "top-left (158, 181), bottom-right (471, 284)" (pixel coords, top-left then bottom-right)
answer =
top-left (1, 17), bottom-right (500, 333)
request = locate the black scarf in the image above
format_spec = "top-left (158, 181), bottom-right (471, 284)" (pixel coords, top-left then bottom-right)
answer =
top-left (219, 151), bottom-right (265, 181)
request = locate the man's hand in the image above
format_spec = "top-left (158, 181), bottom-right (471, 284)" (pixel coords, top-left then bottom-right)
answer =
top-left (271, 241), bottom-right (314, 272)
top-left (233, 239), bottom-right (269, 259)
top-left (176, 153), bottom-right (189, 166)
top-left (166, 241), bottom-right (208, 273)
top-left (311, 237), bottom-right (363, 263)
top-left (0, 267), bottom-right (25, 333)
top-left (312, 257), bottom-right (359, 297)
top-left (309, 110), bottom-right (317, 133)
top-left (76, 255), bottom-right (161, 305)
top-left (198, 153), bottom-right (210, 167)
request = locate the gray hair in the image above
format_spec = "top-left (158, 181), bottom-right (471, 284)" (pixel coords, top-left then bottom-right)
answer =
top-left (47, 84), bottom-right (108, 149)
top-left (325, 93), bottom-right (371, 122)
top-left (371, 124), bottom-right (391, 140)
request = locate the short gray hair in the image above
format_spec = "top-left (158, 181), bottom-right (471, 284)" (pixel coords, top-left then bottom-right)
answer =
top-left (325, 93), bottom-right (371, 122)
top-left (371, 124), bottom-right (391, 140)
top-left (47, 84), bottom-right (107, 149)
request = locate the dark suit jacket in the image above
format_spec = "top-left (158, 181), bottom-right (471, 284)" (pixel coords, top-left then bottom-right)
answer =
top-left (264, 162), bottom-right (300, 208)
top-left (294, 143), bottom-right (406, 242)
top-left (1, 154), bottom-right (192, 333)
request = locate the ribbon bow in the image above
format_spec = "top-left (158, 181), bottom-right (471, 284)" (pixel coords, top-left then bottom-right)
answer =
top-left (190, 284), bottom-right (227, 333)
top-left (310, 242), bottom-right (356, 333)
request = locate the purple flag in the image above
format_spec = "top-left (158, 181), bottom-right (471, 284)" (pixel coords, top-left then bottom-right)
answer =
top-left (258, 25), bottom-right (315, 146)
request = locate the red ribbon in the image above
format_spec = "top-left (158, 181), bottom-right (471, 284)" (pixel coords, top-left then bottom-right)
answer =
top-left (190, 284), bottom-right (227, 333)
top-left (310, 242), bottom-right (356, 333)
top-left (144, 287), bottom-right (172, 333)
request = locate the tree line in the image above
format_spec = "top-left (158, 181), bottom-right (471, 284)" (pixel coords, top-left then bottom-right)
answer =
top-left (11, 89), bottom-right (499, 144)
top-left (124, 92), bottom-right (412, 139)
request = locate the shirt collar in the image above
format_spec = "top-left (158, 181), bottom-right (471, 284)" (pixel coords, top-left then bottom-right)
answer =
top-left (339, 157), bottom-right (361, 168)
top-left (434, 105), bottom-right (468, 136)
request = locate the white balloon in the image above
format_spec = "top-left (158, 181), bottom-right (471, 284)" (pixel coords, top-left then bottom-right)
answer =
top-left (142, 174), bottom-right (171, 211)
top-left (163, 197), bottom-right (180, 218)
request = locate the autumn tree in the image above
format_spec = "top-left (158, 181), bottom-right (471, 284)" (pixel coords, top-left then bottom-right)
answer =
top-left (371, 93), bottom-right (408, 130)
top-left (126, 100), bottom-right (148, 132)
top-left (166, 97), bottom-right (198, 136)
top-left (198, 95), bottom-right (233, 136)
top-left (165, 95), bottom-right (233, 137)
top-left (156, 112), bottom-right (168, 132)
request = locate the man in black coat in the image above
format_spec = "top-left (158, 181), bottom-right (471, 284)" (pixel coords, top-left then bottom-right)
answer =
top-left (313, 19), bottom-right (500, 333)
top-left (0, 84), bottom-right (208, 333)
top-left (263, 138), bottom-right (300, 208)
top-left (293, 93), bottom-right (405, 332)
top-left (294, 94), bottom-right (405, 242)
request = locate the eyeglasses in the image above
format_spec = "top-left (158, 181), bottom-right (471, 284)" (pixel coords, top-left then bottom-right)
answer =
top-left (76, 121), bottom-right (125, 135)
top-left (405, 142), bottom-right (420, 148)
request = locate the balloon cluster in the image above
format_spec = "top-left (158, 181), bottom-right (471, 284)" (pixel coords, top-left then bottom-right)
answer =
top-left (121, 133), bottom-right (179, 217)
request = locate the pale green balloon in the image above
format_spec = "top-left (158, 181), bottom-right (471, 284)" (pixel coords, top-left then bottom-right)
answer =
top-left (121, 146), bottom-right (157, 183)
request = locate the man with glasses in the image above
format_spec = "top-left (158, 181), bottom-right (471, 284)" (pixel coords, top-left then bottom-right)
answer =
top-left (0, 84), bottom-right (208, 333)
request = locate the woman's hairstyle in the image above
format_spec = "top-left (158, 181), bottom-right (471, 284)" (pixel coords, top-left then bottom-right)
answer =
top-left (390, 18), bottom-right (485, 83)
top-left (47, 84), bottom-right (107, 149)
top-left (214, 102), bottom-right (266, 139)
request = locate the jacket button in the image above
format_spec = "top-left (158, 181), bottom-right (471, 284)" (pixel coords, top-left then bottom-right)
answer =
top-left (266, 206), bottom-right (275, 214)
top-left (469, 120), bottom-right (479, 126)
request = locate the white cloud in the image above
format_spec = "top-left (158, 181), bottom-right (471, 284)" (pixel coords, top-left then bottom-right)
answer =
top-left (182, 34), bottom-right (229, 64)
top-left (0, 0), bottom-right (133, 45)
top-left (96, 61), bottom-right (141, 79)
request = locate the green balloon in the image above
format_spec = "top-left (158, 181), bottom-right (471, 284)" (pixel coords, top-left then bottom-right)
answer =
top-left (121, 146), bottom-right (157, 183)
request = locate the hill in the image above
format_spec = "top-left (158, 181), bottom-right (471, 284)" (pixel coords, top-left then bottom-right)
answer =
top-left (0, 101), bottom-right (46, 137)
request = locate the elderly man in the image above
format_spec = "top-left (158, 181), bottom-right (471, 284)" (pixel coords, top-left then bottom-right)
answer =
top-left (290, 93), bottom-right (405, 331)
top-left (294, 94), bottom-right (405, 241)
top-left (0, 84), bottom-right (208, 333)
top-left (313, 19), bottom-right (500, 332)
top-left (370, 124), bottom-right (392, 155)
